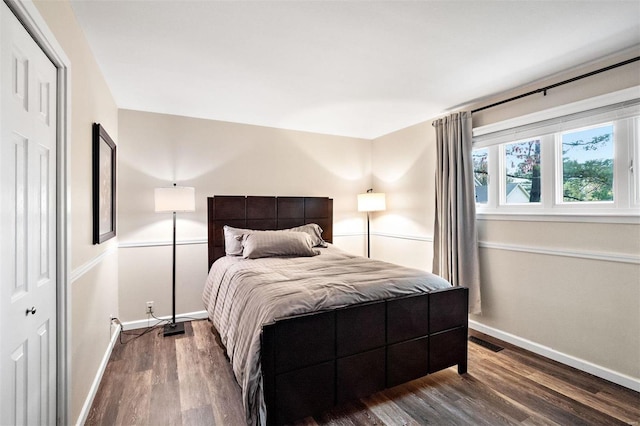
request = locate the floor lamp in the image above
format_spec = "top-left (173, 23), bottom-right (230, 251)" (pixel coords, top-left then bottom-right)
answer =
top-left (155, 184), bottom-right (195, 336)
top-left (357, 189), bottom-right (386, 258)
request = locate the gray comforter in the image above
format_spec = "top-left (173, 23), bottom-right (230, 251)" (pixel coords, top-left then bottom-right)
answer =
top-left (202, 244), bottom-right (451, 425)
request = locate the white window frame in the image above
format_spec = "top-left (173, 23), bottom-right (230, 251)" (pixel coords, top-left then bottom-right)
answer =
top-left (472, 86), bottom-right (640, 224)
top-left (632, 117), bottom-right (640, 207)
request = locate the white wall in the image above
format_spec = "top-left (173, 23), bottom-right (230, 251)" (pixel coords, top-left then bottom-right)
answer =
top-left (372, 50), bottom-right (640, 386)
top-left (117, 109), bottom-right (372, 322)
top-left (33, 0), bottom-right (119, 423)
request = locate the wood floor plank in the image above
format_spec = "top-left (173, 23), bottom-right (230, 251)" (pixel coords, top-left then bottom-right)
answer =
top-left (596, 388), bottom-right (640, 425)
top-left (519, 416), bottom-right (563, 426)
top-left (425, 373), bottom-right (524, 426)
top-left (193, 321), bottom-right (246, 425)
top-left (148, 380), bottom-right (183, 426)
top-left (88, 322), bottom-right (640, 426)
top-left (317, 403), bottom-right (381, 426)
top-left (529, 370), bottom-right (640, 424)
top-left (181, 404), bottom-right (216, 425)
top-left (191, 321), bottom-right (226, 424)
top-left (341, 399), bottom-right (386, 425)
top-left (356, 392), bottom-right (423, 426)
top-left (596, 382), bottom-right (640, 410)
top-left (193, 317), bottom-right (212, 352)
top-left (152, 327), bottom-right (179, 385)
top-left (465, 342), bottom-right (581, 426)
top-left (492, 339), bottom-right (605, 395)
top-left (176, 335), bottom-right (212, 412)
top-left (385, 381), bottom-right (466, 425)
top-left (84, 360), bottom-right (125, 426)
top-left (476, 356), bottom-right (630, 425)
top-left (421, 370), bottom-right (530, 424)
top-left (114, 369), bottom-right (153, 426)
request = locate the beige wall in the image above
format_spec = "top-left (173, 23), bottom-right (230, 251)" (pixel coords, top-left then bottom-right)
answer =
top-left (370, 120), bottom-right (437, 269)
top-left (24, 1), bottom-right (640, 418)
top-left (372, 50), bottom-right (640, 382)
top-left (117, 109), bottom-right (372, 322)
top-left (33, 0), bottom-right (119, 423)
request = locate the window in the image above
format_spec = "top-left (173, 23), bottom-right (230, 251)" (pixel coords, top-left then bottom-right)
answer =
top-left (472, 148), bottom-right (488, 204)
top-left (503, 139), bottom-right (541, 204)
top-left (560, 124), bottom-right (614, 203)
top-left (471, 88), bottom-right (640, 220)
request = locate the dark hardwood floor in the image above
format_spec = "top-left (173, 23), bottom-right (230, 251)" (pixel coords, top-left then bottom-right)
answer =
top-left (86, 320), bottom-right (639, 425)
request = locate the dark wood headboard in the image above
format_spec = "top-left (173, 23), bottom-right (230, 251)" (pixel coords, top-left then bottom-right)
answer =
top-left (207, 196), bottom-right (333, 269)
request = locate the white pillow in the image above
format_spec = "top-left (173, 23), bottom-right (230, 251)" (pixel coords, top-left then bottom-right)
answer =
top-left (241, 231), bottom-right (319, 259)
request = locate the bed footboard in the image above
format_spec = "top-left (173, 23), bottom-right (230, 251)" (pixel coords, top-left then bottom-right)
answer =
top-left (261, 286), bottom-right (469, 425)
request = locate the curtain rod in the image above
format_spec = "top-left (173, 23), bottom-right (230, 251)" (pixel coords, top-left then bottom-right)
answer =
top-left (471, 56), bottom-right (640, 114)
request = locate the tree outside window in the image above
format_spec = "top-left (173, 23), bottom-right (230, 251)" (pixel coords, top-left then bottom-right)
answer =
top-left (504, 139), bottom-right (541, 203)
top-left (561, 124), bottom-right (614, 202)
top-left (473, 149), bottom-right (488, 204)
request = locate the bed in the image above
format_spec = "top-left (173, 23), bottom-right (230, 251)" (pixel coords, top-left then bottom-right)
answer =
top-left (204, 195), bottom-right (468, 425)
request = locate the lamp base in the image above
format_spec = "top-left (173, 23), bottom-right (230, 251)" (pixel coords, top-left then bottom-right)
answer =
top-left (163, 321), bottom-right (185, 337)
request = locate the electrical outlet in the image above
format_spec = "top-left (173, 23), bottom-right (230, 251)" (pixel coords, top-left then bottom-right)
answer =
top-left (146, 301), bottom-right (154, 314)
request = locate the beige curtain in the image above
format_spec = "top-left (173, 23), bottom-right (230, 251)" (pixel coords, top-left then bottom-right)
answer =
top-left (432, 111), bottom-right (481, 314)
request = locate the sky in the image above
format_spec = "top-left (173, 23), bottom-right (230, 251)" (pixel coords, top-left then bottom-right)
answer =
top-left (561, 124), bottom-right (614, 163)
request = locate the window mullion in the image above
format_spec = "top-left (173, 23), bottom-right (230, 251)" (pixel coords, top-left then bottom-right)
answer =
top-left (614, 118), bottom-right (631, 209)
top-left (498, 144), bottom-right (507, 206)
top-left (634, 118), bottom-right (640, 207)
top-left (541, 134), bottom-right (555, 210)
top-left (489, 145), bottom-right (500, 210)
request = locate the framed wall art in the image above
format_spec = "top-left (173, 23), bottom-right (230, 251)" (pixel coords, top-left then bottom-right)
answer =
top-left (92, 123), bottom-right (116, 244)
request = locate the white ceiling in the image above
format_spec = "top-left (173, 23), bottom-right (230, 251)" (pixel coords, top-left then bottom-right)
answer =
top-left (70, 0), bottom-right (640, 139)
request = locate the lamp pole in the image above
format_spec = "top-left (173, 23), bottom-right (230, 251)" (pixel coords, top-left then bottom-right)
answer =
top-left (366, 211), bottom-right (370, 258)
top-left (171, 211), bottom-right (177, 323)
top-left (155, 184), bottom-right (194, 337)
top-left (164, 207), bottom-right (184, 336)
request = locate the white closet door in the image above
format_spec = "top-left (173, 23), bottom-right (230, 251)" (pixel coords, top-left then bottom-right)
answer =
top-left (0, 2), bottom-right (57, 425)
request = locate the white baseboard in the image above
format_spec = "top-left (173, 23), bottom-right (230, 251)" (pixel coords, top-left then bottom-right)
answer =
top-left (76, 322), bottom-right (121, 426)
top-left (469, 320), bottom-right (640, 392)
top-left (121, 310), bottom-right (209, 331)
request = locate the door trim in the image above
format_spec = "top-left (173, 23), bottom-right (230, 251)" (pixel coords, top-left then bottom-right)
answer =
top-left (3, 1), bottom-right (71, 424)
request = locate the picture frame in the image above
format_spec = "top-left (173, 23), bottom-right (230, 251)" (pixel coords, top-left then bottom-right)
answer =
top-left (92, 123), bottom-right (116, 244)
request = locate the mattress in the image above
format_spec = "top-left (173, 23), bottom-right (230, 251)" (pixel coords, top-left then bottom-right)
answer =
top-left (202, 244), bottom-right (451, 425)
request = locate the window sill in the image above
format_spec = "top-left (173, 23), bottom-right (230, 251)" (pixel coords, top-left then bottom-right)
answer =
top-left (476, 210), bottom-right (640, 224)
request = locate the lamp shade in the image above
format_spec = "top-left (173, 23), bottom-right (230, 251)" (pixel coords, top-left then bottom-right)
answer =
top-left (155, 186), bottom-right (196, 212)
top-left (357, 192), bottom-right (386, 212)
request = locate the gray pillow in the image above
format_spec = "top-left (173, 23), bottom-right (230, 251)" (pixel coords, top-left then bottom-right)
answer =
top-left (224, 223), bottom-right (327, 255)
top-left (223, 225), bottom-right (251, 256)
top-left (289, 223), bottom-right (328, 247)
top-left (241, 231), bottom-right (319, 259)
